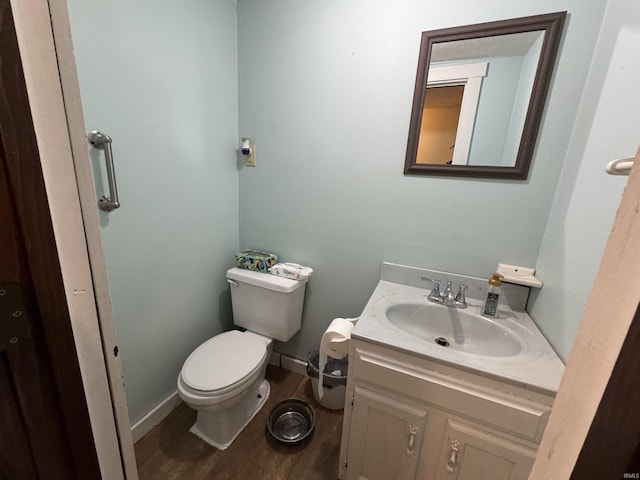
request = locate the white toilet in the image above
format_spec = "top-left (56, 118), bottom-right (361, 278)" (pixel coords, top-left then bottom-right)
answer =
top-left (177, 267), bottom-right (307, 449)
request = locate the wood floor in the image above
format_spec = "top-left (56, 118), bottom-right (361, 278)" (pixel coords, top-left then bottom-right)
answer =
top-left (134, 365), bottom-right (344, 479)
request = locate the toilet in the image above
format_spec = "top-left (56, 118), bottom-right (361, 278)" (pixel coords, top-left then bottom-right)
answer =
top-left (177, 267), bottom-right (307, 449)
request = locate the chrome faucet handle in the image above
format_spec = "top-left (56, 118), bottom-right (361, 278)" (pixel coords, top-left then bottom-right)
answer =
top-left (443, 281), bottom-right (455, 305)
top-left (454, 284), bottom-right (481, 308)
top-left (454, 284), bottom-right (469, 309)
top-left (422, 277), bottom-right (443, 303)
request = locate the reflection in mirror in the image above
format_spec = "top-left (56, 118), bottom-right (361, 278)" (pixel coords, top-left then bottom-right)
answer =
top-left (405, 12), bottom-right (566, 179)
top-left (418, 85), bottom-right (464, 165)
top-left (419, 32), bottom-right (544, 167)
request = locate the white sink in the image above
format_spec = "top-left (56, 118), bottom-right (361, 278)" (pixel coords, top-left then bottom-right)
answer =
top-left (352, 263), bottom-right (566, 394)
top-left (368, 288), bottom-right (545, 366)
top-left (385, 302), bottom-right (522, 357)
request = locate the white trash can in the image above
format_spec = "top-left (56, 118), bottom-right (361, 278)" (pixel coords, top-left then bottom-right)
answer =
top-left (306, 350), bottom-right (348, 410)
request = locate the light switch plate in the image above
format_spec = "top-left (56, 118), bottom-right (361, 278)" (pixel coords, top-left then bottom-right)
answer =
top-left (246, 145), bottom-right (256, 167)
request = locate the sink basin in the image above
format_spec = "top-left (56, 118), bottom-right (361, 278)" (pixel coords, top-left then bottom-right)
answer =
top-left (384, 302), bottom-right (522, 357)
top-left (353, 263), bottom-right (565, 393)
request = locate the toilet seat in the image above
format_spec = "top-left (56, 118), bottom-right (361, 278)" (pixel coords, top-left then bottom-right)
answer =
top-left (180, 330), bottom-right (268, 396)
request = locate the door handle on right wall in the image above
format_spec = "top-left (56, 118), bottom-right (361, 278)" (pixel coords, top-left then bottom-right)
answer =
top-left (88, 130), bottom-right (120, 212)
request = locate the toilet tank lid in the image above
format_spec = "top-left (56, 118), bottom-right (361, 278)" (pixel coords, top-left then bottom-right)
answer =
top-left (227, 267), bottom-right (306, 293)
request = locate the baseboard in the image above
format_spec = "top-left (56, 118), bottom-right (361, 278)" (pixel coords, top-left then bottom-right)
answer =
top-left (131, 391), bottom-right (183, 443)
top-left (280, 353), bottom-right (308, 376)
top-left (269, 351), bottom-right (281, 366)
top-left (269, 351), bottom-right (308, 376)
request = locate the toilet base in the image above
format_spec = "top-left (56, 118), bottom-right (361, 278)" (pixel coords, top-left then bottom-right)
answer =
top-left (189, 379), bottom-right (270, 450)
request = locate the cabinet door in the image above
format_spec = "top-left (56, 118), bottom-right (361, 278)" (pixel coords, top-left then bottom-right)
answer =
top-left (434, 419), bottom-right (536, 480)
top-left (346, 385), bottom-right (428, 480)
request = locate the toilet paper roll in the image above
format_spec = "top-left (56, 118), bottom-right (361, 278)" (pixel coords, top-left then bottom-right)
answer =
top-left (320, 318), bottom-right (357, 360)
top-left (318, 317), bottom-right (358, 400)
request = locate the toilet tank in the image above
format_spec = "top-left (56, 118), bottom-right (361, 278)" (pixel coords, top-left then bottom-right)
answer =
top-left (226, 267), bottom-right (307, 342)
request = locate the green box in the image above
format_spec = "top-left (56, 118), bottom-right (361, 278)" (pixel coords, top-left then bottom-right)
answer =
top-left (235, 249), bottom-right (278, 273)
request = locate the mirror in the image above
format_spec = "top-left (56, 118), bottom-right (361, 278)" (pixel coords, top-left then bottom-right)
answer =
top-left (404, 12), bottom-right (566, 180)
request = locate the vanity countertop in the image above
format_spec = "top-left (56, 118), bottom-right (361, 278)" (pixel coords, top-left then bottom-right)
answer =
top-left (352, 278), bottom-right (565, 396)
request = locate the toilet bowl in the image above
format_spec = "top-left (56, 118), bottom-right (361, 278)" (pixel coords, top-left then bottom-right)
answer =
top-left (177, 267), bottom-right (308, 449)
top-left (177, 330), bottom-right (272, 449)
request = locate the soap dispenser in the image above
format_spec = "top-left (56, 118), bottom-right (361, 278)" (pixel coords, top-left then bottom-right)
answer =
top-left (483, 273), bottom-right (504, 317)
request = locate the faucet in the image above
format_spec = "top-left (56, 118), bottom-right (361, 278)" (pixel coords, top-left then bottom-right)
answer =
top-left (442, 281), bottom-right (455, 305)
top-left (422, 277), bottom-right (468, 309)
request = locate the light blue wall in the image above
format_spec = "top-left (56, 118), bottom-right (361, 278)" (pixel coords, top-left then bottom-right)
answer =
top-left (502, 35), bottom-right (544, 166)
top-left (529, 0), bottom-right (640, 360)
top-left (237, 0), bottom-right (608, 360)
top-left (68, 0), bottom-right (239, 422)
top-left (467, 56), bottom-right (525, 166)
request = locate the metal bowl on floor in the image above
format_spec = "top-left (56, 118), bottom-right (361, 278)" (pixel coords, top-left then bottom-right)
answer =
top-left (267, 397), bottom-right (315, 444)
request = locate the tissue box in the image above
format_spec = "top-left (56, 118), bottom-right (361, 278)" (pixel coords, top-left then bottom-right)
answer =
top-left (235, 249), bottom-right (278, 273)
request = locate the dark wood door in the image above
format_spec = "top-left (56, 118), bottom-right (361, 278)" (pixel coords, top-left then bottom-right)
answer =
top-left (0, 1), bottom-right (101, 478)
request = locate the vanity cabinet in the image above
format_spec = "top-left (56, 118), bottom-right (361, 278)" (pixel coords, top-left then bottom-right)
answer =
top-left (339, 340), bottom-right (554, 480)
top-left (432, 418), bottom-right (535, 479)
top-left (347, 386), bottom-right (428, 479)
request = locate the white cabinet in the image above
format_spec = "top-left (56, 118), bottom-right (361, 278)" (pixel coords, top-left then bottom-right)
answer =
top-left (346, 386), bottom-right (428, 480)
top-left (339, 340), bottom-right (554, 480)
top-left (433, 418), bottom-right (536, 480)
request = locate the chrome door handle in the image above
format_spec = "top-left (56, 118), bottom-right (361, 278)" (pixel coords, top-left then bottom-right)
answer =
top-left (88, 130), bottom-right (120, 212)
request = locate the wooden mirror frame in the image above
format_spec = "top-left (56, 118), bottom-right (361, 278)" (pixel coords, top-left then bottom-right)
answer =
top-left (404, 12), bottom-right (567, 180)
